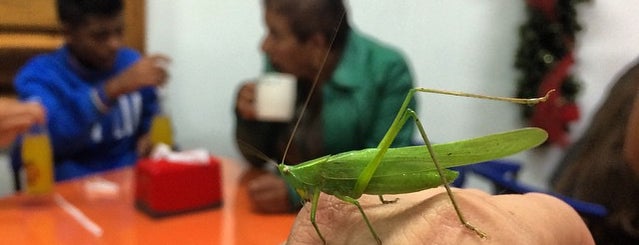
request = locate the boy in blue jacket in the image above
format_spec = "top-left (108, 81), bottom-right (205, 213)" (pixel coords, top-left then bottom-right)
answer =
top-left (12, 0), bottom-right (169, 181)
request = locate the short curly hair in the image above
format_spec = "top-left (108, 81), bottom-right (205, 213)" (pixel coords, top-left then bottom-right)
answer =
top-left (263, 0), bottom-right (350, 51)
top-left (57, 0), bottom-right (123, 27)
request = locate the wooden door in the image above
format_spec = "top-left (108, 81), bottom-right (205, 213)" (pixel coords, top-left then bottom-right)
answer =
top-left (0, 0), bottom-right (146, 95)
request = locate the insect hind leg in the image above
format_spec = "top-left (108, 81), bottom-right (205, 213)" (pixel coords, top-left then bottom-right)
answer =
top-left (378, 195), bottom-right (399, 204)
top-left (406, 108), bottom-right (488, 239)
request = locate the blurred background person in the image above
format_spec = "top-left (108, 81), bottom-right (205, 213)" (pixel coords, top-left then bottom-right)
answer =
top-left (11, 0), bottom-right (170, 183)
top-left (235, 0), bottom-right (417, 213)
top-left (551, 58), bottom-right (639, 244)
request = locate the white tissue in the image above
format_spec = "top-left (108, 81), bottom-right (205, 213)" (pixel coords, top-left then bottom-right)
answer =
top-left (150, 143), bottom-right (210, 164)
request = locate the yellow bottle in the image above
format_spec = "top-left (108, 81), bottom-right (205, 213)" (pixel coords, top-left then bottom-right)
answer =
top-left (21, 125), bottom-right (54, 195)
top-left (149, 113), bottom-right (174, 147)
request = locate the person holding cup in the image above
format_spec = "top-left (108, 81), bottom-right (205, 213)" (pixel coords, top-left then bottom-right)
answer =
top-left (234, 0), bottom-right (417, 213)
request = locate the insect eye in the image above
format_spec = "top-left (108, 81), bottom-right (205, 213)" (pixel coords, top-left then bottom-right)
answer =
top-left (295, 188), bottom-right (308, 198)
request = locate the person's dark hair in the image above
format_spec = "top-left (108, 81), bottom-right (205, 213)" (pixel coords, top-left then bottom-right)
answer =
top-left (57, 0), bottom-right (124, 27)
top-left (263, 0), bottom-right (351, 51)
top-left (552, 59), bottom-right (639, 244)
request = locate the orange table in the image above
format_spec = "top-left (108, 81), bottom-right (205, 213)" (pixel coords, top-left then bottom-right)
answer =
top-left (0, 157), bottom-right (296, 245)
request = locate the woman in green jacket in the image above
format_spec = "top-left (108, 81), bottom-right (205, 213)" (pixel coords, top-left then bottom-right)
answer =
top-left (234, 0), bottom-right (416, 213)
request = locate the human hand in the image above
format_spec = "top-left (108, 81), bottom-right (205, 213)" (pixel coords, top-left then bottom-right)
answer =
top-left (236, 82), bottom-right (257, 120)
top-left (247, 172), bottom-right (293, 213)
top-left (286, 188), bottom-right (594, 245)
top-left (0, 98), bottom-right (45, 147)
top-left (136, 133), bottom-right (152, 157)
top-left (105, 54), bottom-right (171, 99)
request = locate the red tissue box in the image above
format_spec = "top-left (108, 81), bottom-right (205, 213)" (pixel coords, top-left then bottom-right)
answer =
top-left (135, 156), bottom-right (222, 217)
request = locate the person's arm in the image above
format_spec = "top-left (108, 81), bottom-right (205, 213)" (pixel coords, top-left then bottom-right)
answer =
top-left (287, 188), bottom-right (594, 245)
top-left (15, 73), bottom-right (103, 154)
top-left (135, 87), bottom-right (161, 156)
top-left (109, 54), bottom-right (168, 157)
top-left (103, 55), bottom-right (170, 101)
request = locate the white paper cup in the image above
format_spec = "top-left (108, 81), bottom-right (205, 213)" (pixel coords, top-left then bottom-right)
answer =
top-left (255, 73), bottom-right (297, 122)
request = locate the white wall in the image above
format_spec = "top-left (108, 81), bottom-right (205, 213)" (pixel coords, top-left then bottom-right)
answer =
top-left (146, 0), bottom-right (262, 157)
top-left (146, 1), bottom-right (639, 189)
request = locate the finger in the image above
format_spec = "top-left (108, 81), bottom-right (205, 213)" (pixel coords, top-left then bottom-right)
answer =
top-left (238, 84), bottom-right (256, 105)
top-left (245, 82), bottom-right (256, 94)
top-left (0, 115), bottom-right (38, 133)
top-left (148, 54), bottom-right (172, 68)
top-left (237, 83), bottom-right (255, 100)
top-left (23, 101), bottom-right (46, 124)
top-left (0, 99), bottom-right (46, 126)
top-left (239, 110), bottom-right (256, 120)
top-left (137, 138), bottom-right (152, 157)
top-left (0, 130), bottom-right (20, 147)
top-left (236, 82), bottom-right (257, 119)
top-left (153, 61), bottom-right (171, 85)
top-left (152, 69), bottom-right (168, 86)
top-left (237, 98), bottom-right (257, 119)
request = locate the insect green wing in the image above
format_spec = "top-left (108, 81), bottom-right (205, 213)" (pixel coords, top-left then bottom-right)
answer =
top-left (313, 127), bottom-right (547, 195)
top-left (321, 127), bottom-right (547, 176)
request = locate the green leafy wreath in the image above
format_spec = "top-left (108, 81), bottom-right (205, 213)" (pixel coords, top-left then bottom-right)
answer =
top-left (515, 0), bottom-right (590, 147)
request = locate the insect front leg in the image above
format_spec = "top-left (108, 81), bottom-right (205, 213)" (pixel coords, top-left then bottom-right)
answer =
top-left (308, 187), bottom-right (327, 244)
top-left (337, 195), bottom-right (382, 245)
top-left (406, 108), bottom-right (488, 238)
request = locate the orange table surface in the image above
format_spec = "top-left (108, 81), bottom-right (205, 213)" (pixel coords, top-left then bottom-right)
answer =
top-left (0, 157), bottom-right (296, 245)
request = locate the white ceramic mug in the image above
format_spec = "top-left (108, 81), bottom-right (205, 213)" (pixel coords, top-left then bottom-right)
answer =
top-left (255, 73), bottom-right (297, 122)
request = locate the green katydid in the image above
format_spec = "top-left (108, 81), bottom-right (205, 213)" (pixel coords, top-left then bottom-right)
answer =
top-left (275, 87), bottom-right (551, 244)
top-left (246, 4), bottom-right (551, 244)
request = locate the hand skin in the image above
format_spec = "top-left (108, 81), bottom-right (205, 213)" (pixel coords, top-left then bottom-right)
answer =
top-left (247, 171), bottom-right (293, 213)
top-left (236, 82), bottom-right (257, 120)
top-left (0, 98), bottom-right (46, 147)
top-left (104, 54), bottom-right (171, 100)
top-left (136, 133), bottom-right (152, 157)
top-left (286, 188), bottom-right (594, 245)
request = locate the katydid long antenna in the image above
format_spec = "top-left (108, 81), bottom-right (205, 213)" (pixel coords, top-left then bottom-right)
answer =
top-left (238, 140), bottom-right (279, 167)
top-left (281, 10), bottom-right (346, 165)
